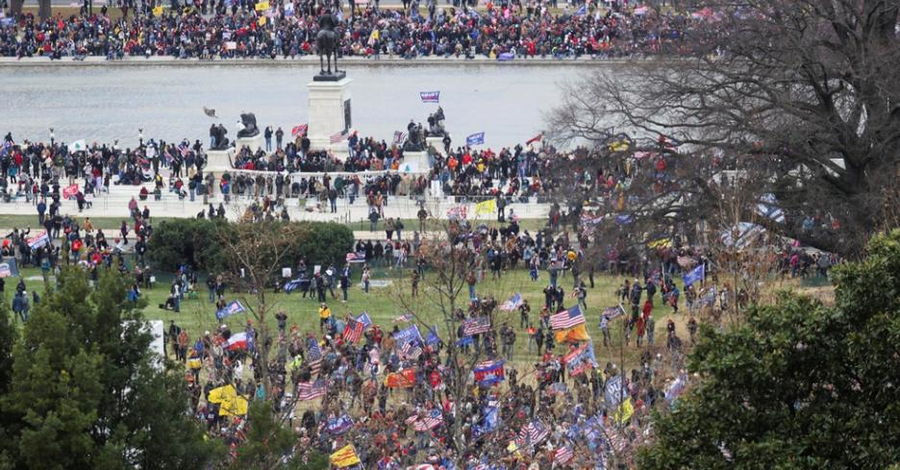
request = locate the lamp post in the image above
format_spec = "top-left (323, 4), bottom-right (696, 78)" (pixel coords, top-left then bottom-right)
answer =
top-left (49, 127), bottom-right (55, 146)
top-left (139, 128), bottom-right (144, 147)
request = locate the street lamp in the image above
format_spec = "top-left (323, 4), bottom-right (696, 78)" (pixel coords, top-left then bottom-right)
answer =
top-left (49, 127), bottom-right (55, 145)
top-left (139, 128), bottom-right (144, 147)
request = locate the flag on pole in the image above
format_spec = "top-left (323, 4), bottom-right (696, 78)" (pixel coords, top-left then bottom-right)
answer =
top-left (474, 198), bottom-right (497, 216)
top-left (306, 337), bottom-right (323, 374)
top-left (393, 312), bottom-right (413, 323)
top-left (63, 184), bottom-right (79, 199)
top-left (67, 139), bottom-right (87, 153)
top-left (330, 444), bottom-right (361, 468)
top-left (499, 293), bottom-right (524, 311)
top-left (291, 124), bottom-right (308, 137)
top-left (330, 130), bottom-right (348, 144)
top-left (216, 300), bottom-right (246, 320)
top-left (27, 231), bottom-right (50, 250)
top-left (526, 133), bottom-right (543, 145)
top-left (393, 131), bottom-right (406, 145)
top-left (226, 332), bottom-right (248, 350)
top-left (683, 264), bottom-right (705, 287)
top-left (419, 91), bottom-right (440, 103)
top-left (466, 132), bottom-right (485, 146)
top-left (297, 379), bottom-right (327, 400)
top-left (550, 305), bottom-right (586, 330)
top-left (356, 311), bottom-right (372, 328)
top-left (474, 360), bottom-right (505, 385)
top-left (254, 0), bottom-right (270, 11)
top-left (393, 324), bottom-right (423, 345)
top-left (462, 316), bottom-right (491, 336)
top-left (343, 317), bottom-right (364, 343)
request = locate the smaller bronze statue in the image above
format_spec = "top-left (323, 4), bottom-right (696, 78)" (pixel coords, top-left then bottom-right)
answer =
top-left (237, 113), bottom-right (259, 138)
top-left (427, 106), bottom-right (447, 137)
top-left (403, 120), bottom-right (426, 152)
top-left (210, 124), bottom-right (230, 150)
top-left (316, 10), bottom-right (340, 76)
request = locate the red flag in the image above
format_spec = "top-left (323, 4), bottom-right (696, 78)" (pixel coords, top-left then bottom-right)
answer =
top-left (526, 133), bottom-right (543, 145)
top-left (291, 124), bottom-right (308, 137)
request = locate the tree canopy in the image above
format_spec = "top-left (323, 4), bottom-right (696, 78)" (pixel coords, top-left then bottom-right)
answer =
top-left (637, 229), bottom-right (900, 469)
top-left (549, 0), bottom-right (900, 256)
top-left (0, 268), bottom-right (221, 470)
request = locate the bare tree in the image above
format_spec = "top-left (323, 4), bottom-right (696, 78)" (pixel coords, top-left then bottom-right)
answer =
top-left (216, 220), bottom-right (307, 396)
top-left (547, 0), bottom-right (900, 257)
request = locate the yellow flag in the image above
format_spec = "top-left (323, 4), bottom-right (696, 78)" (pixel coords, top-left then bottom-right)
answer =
top-left (614, 398), bottom-right (634, 425)
top-left (152, 5), bottom-right (164, 15)
top-left (554, 323), bottom-right (591, 344)
top-left (330, 444), bottom-right (361, 468)
top-left (258, 16), bottom-right (267, 26)
top-left (208, 385), bottom-right (249, 416)
top-left (474, 199), bottom-right (496, 216)
top-left (255, 0), bottom-right (269, 11)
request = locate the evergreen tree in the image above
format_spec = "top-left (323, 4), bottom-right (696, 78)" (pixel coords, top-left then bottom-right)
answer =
top-left (0, 268), bottom-right (221, 470)
top-left (637, 230), bottom-right (900, 469)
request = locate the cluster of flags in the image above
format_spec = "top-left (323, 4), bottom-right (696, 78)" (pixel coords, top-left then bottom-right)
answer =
top-left (551, 305), bottom-right (590, 343)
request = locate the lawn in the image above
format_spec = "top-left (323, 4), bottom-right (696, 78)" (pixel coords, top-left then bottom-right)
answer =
top-left (0, 214), bottom-right (177, 231)
top-left (8, 261), bottom-right (686, 377)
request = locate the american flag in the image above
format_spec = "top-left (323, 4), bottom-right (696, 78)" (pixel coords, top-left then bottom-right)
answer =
top-left (401, 341), bottom-right (422, 360)
top-left (461, 316), bottom-right (491, 336)
top-left (297, 379), bottom-right (327, 400)
top-left (605, 426), bottom-right (628, 454)
top-left (343, 318), bottom-right (364, 343)
top-left (393, 131), bottom-right (406, 145)
top-left (550, 305), bottom-right (586, 330)
top-left (306, 337), bottom-right (323, 374)
top-left (554, 445), bottom-right (574, 465)
top-left (517, 420), bottom-right (549, 447)
top-left (330, 130), bottom-right (348, 144)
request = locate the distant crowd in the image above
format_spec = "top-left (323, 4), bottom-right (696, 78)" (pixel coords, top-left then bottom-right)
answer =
top-left (0, 0), bottom-right (709, 60)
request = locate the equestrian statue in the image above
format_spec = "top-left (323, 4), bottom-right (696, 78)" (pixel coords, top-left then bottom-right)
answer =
top-left (316, 10), bottom-right (340, 76)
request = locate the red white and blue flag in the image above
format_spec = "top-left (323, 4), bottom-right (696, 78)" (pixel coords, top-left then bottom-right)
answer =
top-left (297, 379), bottom-right (327, 400)
top-left (226, 332), bottom-right (248, 351)
top-left (216, 300), bottom-right (246, 321)
top-left (343, 318), bottom-right (364, 343)
top-left (551, 305), bottom-right (586, 330)
top-left (291, 124), bottom-right (308, 137)
top-left (419, 91), bottom-right (440, 103)
top-left (554, 445), bottom-right (574, 465)
top-left (393, 131), bottom-right (406, 145)
top-left (474, 360), bottom-right (505, 386)
top-left (517, 420), bottom-right (549, 447)
top-left (306, 337), bottom-right (323, 374)
top-left (330, 130), bottom-right (348, 144)
top-left (27, 231), bottom-right (50, 250)
top-left (462, 316), bottom-right (491, 336)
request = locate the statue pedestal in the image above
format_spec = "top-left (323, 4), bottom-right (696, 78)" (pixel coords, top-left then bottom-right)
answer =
top-left (206, 148), bottom-right (234, 172)
top-left (308, 76), bottom-right (353, 157)
top-left (236, 134), bottom-right (265, 154)
top-left (426, 135), bottom-right (448, 156)
top-left (400, 151), bottom-right (429, 174)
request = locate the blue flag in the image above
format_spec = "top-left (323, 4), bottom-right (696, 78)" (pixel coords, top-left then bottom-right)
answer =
top-left (682, 264), bottom-right (705, 287)
top-left (420, 91), bottom-right (440, 103)
top-left (216, 300), bottom-right (246, 321)
top-left (356, 311), bottom-right (372, 328)
top-left (425, 326), bottom-right (440, 346)
top-left (393, 324), bottom-right (423, 346)
top-left (466, 132), bottom-right (485, 146)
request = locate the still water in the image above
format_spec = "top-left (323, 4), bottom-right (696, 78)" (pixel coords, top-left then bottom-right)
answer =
top-left (1, 64), bottom-right (588, 149)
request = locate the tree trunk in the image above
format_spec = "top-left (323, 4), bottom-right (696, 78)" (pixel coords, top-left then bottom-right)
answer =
top-left (10, 0), bottom-right (24, 15)
top-left (38, 0), bottom-right (51, 21)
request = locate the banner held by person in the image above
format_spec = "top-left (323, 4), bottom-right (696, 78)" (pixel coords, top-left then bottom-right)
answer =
top-left (419, 91), bottom-right (440, 103)
top-left (466, 132), bottom-right (485, 146)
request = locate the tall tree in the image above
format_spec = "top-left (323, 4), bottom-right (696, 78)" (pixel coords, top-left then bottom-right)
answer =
top-left (636, 229), bottom-right (900, 469)
top-left (548, 0), bottom-right (900, 256)
top-left (0, 267), bottom-right (221, 470)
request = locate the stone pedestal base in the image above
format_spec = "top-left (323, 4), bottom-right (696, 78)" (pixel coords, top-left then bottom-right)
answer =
top-left (426, 136), bottom-right (448, 156)
top-left (206, 148), bottom-right (234, 172)
top-left (236, 134), bottom-right (265, 154)
top-left (308, 77), bottom-right (353, 153)
top-left (400, 151), bottom-right (429, 174)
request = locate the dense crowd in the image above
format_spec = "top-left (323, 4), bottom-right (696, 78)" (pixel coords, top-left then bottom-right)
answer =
top-left (0, 0), bottom-right (706, 60)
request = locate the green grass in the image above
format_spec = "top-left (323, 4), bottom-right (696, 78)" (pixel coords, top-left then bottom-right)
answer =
top-left (0, 215), bottom-right (177, 231)
top-left (10, 262), bottom-right (684, 376)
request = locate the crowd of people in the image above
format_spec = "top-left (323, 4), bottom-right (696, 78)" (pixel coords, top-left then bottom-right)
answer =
top-left (1, 0), bottom-right (708, 60)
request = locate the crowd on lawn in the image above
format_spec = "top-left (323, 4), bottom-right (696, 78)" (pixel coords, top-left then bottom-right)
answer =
top-left (1, 0), bottom-right (709, 60)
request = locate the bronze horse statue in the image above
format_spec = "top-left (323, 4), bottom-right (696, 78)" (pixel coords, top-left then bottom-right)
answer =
top-left (316, 11), bottom-right (340, 75)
